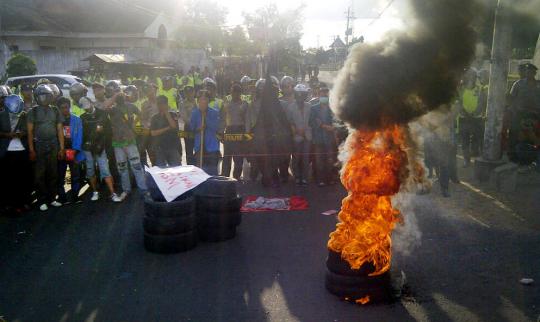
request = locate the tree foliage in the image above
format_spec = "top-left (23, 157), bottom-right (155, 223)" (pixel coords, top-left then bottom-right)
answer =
top-left (174, 0), bottom-right (228, 54)
top-left (6, 53), bottom-right (37, 77)
top-left (242, 3), bottom-right (304, 53)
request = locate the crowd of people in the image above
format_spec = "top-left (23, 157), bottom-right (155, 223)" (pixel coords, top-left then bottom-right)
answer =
top-left (0, 68), bottom-right (344, 215)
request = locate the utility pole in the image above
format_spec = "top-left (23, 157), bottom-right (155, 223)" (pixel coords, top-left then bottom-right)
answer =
top-left (475, 0), bottom-right (513, 182)
top-left (345, 6), bottom-right (355, 47)
top-left (483, 0), bottom-right (512, 161)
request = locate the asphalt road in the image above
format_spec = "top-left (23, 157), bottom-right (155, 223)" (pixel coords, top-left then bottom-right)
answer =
top-left (1, 167), bottom-right (539, 322)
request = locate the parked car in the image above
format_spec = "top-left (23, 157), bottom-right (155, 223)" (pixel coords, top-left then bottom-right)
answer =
top-left (4, 74), bottom-right (95, 100)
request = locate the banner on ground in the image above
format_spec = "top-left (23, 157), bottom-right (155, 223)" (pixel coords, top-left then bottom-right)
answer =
top-left (146, 165), bottom-right (210, 202)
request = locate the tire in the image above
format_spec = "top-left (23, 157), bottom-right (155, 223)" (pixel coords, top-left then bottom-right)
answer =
top-left (326, 250), bottom-right (377, 277)
top-left (197, 210), bottom-right (242, 228)
top-left (196, 195), bottom-right (242, 213)
top-left (144, 195), bottom-right (195, 218)
top-left (144, 231), bottom-right (197, 254)
top-left (194, 176), bottom-right (237, 198)
top-left (199, 225), bottom-right (236, 242)
top-left (325, 270), bottom-right (394, 303)
top-left (143, 215), bottom-right (197, 235)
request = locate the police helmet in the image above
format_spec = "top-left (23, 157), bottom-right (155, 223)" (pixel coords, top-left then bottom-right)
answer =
top-left (255, 78), bottom-right (266, 92)
top-left (203, 77), bottom-right (217, 88)
top-left (270, 76), bottom-right (279, 88)
top-left (48, 83), bottom-right (62, 100)
top-left (294, 84), bottom-right (310, 93)
top-left (69, 82), bottom-right (88, 98)
top-left (124, 85), bottom-right (139, 100)
top-left (34, 84), bottom-right (55, 106)
top-left (240, 75), bottom-right (252, 85)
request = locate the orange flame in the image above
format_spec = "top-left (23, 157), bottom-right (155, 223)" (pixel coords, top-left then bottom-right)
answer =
top-left (328, 126), bottom-right (409, 277)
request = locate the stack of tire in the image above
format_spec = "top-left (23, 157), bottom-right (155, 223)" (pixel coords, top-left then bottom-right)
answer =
top-left (194, 176), bottom-right (242, 242)
top-left (143, 174), bottom-right (198, 254)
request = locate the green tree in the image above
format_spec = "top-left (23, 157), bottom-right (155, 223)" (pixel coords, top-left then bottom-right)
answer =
top-left (174, 0), bottom-right (228, 54)
top-left (242, 3), bottom-right (304, 53)
top-left (223, 26), bottom-right (255, 56)
top-left (242, 4), bottom-right (305, 74)
top-left (6, 53), bottom-right (37, 77)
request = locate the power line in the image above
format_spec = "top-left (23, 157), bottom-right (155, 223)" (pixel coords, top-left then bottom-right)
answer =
top-left (366, 0), bottom-right (396, 28)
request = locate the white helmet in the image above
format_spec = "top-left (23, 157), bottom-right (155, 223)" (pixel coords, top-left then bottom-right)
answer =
top-left (203, 77), bottom-right (217, 87)
top-left (294, 84), bottom-right (310, 93)
top-left (240, 75), bottom-right (252, 85)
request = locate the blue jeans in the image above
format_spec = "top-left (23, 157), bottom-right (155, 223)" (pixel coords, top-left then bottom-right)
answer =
top-left (292, 140), bottom-right (311, 181)
top-left (84, 150), bottom-right (112, 180)
top-left (114, 144), bottom-right (147, 193)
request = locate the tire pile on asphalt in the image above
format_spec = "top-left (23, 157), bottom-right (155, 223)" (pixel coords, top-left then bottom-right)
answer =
top-left (143, 174), bottom-right (242, 254)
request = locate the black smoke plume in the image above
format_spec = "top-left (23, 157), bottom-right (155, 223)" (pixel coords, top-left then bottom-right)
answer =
top-left (331, 0), bottom-right (479, 130)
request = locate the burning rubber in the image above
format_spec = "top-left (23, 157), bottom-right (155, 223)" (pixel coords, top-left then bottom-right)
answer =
top-left (325, 0), bottom-right (479, 305)
top-left (326, 127), bottom-right (409, 304)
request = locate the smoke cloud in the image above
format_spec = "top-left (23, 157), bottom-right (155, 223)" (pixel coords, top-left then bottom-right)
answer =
top-left (331, 0), bottom-right (479, 130)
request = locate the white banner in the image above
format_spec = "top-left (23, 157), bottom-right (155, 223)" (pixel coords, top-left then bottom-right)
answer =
top-left (146, 165), bottom-right (210, 202)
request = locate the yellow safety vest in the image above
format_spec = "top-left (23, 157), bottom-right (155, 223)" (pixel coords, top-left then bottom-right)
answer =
top-left (70, 101), bottom-right (85, 117)
top-left (209, 98), bottom-right (223, 110)
top-left (158, 88), bottom-right (178, 110)
top-left (462, 87), bottom-right (480, 114)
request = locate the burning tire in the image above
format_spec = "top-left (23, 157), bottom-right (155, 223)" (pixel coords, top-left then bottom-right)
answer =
top-left (326, 250), bottom-right (376, 277)
top-left (144, 195), bottom-right (195, 218)
top-left (194, 176), bottom-right (237, 198)
top-left (325, 270), bottom-right (393, 303)
top-left (325, 250), bottom-right (397, 304)
top-left (144, 231), bottom-right (197, 254)
top-left (143, 215), bottom-right (197, 235)
top-left (198, 225), bottom-right (237, 242)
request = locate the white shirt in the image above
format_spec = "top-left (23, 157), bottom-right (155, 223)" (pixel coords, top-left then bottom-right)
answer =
top-left (7, 113), bottom-right (25, 151)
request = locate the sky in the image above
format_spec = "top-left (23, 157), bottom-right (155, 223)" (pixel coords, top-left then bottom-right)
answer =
top-left (224, 0), bottom-right (408, 49)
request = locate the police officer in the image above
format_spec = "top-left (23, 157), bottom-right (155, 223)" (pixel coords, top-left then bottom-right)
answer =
top-left (203, 77), bottom-right (223, 110)
top-left (508, 63), bottom-right (540, 166)
top-left (158, 76), bottom-right (178, 111)
top-left (458, 70), bottom-right (485, 167)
